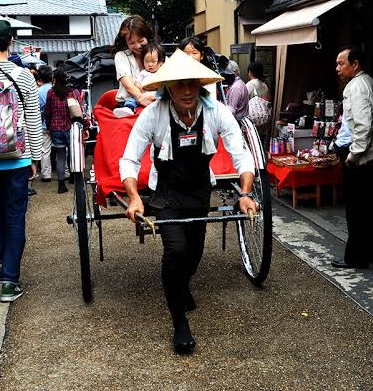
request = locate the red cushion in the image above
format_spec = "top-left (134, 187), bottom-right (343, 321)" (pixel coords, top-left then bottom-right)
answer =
top-left (93, 89), bottom-right (237, 207)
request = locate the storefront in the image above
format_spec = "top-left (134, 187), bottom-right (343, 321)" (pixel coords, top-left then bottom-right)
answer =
top-left (252, 0), bottom-right (372, 130)
top-left (249, 0), bottom-right (373, 207)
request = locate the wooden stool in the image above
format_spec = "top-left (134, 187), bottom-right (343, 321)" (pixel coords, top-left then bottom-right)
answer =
top-left (292, 186), bottom-right (320, 208)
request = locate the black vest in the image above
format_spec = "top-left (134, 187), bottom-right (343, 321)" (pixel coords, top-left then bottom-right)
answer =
top-left (150, 109), bottom-right (213, 210)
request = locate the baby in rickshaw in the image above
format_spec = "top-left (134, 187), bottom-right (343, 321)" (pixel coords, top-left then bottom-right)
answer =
top-left (114, 42), bottom-right (165, 118)
top-left (120, 47), bottom-right (258, 355)
top-left (111, 15), bottom-right (163, 118)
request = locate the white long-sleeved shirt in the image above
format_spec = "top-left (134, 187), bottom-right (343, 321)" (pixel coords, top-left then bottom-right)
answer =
top-left (119, 97), bottom-right (255, 190)
top-left (343, 70), bottom-right (373, 165)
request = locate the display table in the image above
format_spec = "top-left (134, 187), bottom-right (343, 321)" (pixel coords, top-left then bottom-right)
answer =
top-left (267, 160), bottom-right (343, 208)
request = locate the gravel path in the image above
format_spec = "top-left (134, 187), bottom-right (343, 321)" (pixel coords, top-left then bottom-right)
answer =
top-left (0, 178), bottom-right (372, 390)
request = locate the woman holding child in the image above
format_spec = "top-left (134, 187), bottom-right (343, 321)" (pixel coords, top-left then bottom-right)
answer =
top-left (112, 15), bottom-right (165, 118)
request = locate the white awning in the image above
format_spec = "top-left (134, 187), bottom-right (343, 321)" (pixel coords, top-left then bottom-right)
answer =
top-left (0, 15), bottom-right (39, 29)
top-left (251, 0), bottom-right (346, 46)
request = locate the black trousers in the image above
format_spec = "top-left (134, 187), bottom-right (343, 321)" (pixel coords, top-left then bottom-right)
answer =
top-left (335, 144), bottom-right (373, 263)
top-left (154, 207), bottom-right (208, 312)
top-left (343, 159), bottom-right (373, 263)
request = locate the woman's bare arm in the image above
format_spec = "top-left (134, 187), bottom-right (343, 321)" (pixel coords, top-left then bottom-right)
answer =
top-left (120, 76), bottom-right (155, 106)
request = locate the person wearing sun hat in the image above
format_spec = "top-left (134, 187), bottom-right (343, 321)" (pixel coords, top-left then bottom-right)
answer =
top-left (119, 49), bottom-right (257, 355)
top-left (0, 20), bottom-right (43, 302)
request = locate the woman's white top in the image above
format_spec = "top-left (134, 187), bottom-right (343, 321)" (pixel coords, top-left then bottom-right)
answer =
top-left (246, 79), bottom-right (269, 100)
top-left (114, 49), bottom-right (141, 102)
top-left (119, 97), bottom-right (255, 189)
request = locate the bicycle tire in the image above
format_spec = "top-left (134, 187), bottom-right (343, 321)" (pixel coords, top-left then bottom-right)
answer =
top-left (236, 168), bottom-right (272, 285)
top-left (74, 172), bottom-right (93, 302)
top-left (237, 118), bottom-right (272, 285)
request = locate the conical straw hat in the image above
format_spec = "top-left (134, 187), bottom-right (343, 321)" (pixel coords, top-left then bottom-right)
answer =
top-left (142, 49), bottom-right (224, 91)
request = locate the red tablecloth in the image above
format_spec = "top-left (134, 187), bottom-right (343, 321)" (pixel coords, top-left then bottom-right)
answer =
top-left (267, 160), bottom-right (343, 190)
top-left (93, 90), bottom-right (236, 207)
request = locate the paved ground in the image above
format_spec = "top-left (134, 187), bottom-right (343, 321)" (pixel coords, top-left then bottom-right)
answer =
top-left (0, 178), bottom-right (373, 390)
top-left (272, 188), bottom-right (373, 315)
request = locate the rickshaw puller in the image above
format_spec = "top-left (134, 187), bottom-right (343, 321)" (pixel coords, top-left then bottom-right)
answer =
top-left (120, 49), bottom-right (257, 355)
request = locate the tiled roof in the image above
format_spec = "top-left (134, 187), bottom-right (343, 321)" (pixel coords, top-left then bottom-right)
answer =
top-left (2, 0), bottom-right (107, 15)
top-left (10, 13), bottom-right (125, 53)
top-left (95, 13), bottom-right (124, 47)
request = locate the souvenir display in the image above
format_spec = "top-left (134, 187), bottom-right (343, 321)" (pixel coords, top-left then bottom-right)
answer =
top-left (271, 154), bottom-right (310, 169)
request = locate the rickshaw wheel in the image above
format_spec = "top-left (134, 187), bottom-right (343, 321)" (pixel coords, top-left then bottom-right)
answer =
top-left (237, 118), bottom-right (272, 285)
top-left (74, 172), bottom-right (93, 302)
top-left (236, 168), bottom-right (272, 285)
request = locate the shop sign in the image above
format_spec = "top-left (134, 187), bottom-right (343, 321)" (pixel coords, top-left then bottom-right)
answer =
top-left (22, 46), bottom-right (41, 55)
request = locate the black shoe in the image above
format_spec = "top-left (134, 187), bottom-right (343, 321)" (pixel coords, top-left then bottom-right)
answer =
top-left (41, 178), bottom-right (51, 182)
top-left (58, 180), bottom-right (68, 194)
top-left (28, 188), bottom-right (37, 196)
top-left (184, 285), bottom-right (196, 312)
top-left (331, 259), bottom-right (369, 269)
top-left (171, 312), bottom-right (196, 355)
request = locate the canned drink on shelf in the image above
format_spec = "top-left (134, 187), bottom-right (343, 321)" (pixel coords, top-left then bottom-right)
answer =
top-left (288, 137), bottom-right (294, 152)
top-left (278, 139), bottom-right (282, 153)
top-left (285, 140), bottom-right (291, 153)
top-left (274, 138), bottom-right (279, 154)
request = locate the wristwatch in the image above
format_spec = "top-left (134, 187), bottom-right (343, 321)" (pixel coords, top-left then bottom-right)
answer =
top-left (238, 192), bottom-right (254, 199)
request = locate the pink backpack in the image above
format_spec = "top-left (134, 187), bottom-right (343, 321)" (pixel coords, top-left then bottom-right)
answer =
top-left (0, 67), bottom-right (26, 159)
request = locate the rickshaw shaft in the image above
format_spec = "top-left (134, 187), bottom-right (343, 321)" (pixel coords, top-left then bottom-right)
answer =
top-left (152, 214), bottom-right (249, 226)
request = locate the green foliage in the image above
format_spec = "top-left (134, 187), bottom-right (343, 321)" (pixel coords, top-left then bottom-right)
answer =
top-left (111, 0), bottom-right (195, 43)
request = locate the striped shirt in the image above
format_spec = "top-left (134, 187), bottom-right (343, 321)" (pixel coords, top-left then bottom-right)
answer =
top-left (0, 61), bottom-right (43, 167)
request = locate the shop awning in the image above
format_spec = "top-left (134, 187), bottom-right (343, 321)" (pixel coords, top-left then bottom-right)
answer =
top-left (251, 0), bottom-right (346, 46)
top-left (0, 15), bottom-right (39, 29)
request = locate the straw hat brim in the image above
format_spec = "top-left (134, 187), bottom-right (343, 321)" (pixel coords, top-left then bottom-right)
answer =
top-left (142, 48), bottom-right (224, 91)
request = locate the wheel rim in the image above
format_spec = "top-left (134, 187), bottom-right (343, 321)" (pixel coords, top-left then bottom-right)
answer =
top-left (238, 174), bottom-right (267, 278)
top-left (72, 172), bottom-right (93, 301)
top-left (72, 174), bottom-right (93, 252)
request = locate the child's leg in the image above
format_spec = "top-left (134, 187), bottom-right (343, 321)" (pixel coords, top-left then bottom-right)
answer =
top-left (114, 97), bottom-right (138, 118)
top-left (124, 97), bottom-right (138, 113)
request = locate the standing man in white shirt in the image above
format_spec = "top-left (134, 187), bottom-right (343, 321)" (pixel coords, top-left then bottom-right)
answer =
top-left (332, 45), bottom-right (373, 269)
top-left (120, 50), bottom-right (257, 355)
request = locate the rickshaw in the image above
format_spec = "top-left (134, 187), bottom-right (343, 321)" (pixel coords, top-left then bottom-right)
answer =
top-left (66, 46), bottom-right (273, 303)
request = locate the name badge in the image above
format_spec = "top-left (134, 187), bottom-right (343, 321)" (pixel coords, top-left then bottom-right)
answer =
top-left (179, 131), bottom-right (198, 148)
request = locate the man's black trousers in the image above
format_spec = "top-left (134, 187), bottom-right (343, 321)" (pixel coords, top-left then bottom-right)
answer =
top-left (154, 207), bottom-right (208, 312)
top-left (342, 159), bottom-right (373, 264)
